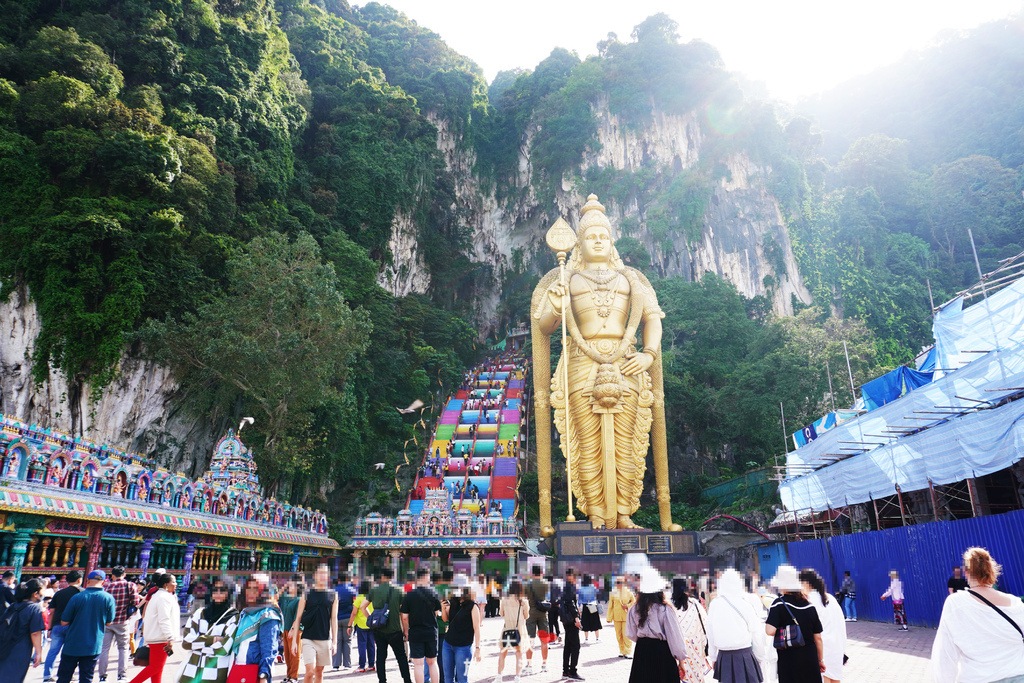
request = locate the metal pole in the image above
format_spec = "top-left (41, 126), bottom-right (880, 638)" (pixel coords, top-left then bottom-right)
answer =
top-left (968, 229), bottom-right (987, 299)
top-left (780, 402), bottom-right (789, 454)
top-left (896, 485), bottom-right (908, 527)
top-left (928, 479), bottom-right (940, 522)
top-left (926, 278), bottom-right (936, 316)
top-left (843, 341), bottom-right (857, 405)
top-left (825, 359), bottom-right (836, 413)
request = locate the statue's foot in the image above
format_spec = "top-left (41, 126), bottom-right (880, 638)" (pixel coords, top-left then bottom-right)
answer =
top-left (589, 514), bottom-right (606, 529)
top-left (617, 515), bottom-right (641, 529)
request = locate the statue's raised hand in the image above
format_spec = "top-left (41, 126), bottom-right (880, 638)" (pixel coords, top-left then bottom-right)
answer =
top-left (547, 283), bottom-right (568, 314)
top-left (621, 351), bottom-right (654, 376)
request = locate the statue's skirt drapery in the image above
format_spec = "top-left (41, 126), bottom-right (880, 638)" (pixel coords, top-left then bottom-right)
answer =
top-left (551, 338), bottom-right (654, 528)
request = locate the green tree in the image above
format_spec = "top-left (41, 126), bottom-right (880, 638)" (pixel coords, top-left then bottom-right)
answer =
top-left (143, 232), bottom-right (371, 491)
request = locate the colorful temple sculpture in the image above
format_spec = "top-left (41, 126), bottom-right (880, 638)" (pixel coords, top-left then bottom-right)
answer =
top-left (0, 417), bottom-right (339, 602)
top-left (349, 355), bottom-right (528, 576)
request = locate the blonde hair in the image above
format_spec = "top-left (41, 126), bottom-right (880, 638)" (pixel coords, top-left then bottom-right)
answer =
top-left (964, 547), bottom-right (1001, 585)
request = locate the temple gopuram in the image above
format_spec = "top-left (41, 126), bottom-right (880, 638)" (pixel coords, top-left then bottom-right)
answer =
top-left (0, 418), bottom-right (339, 602)
top-left (348, 353), bottom-right (528, 577)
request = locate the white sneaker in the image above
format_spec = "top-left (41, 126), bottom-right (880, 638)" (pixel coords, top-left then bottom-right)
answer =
top-left (521, 665), bottom-right (533, 677)
top-left (852, 618), bottom-right (858, 621)
top-left (540, 663), bottom-right (547, 674)
top-left (496, 676), bottom-right (503, 683)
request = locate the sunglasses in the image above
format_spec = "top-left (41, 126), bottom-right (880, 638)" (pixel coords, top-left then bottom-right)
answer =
top-left (213, 587), bottom-right (229, 593)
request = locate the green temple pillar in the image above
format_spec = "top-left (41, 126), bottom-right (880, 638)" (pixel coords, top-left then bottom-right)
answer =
top-left (259, 547), bottom-right (270, 571)
top-left (219, 541), bottom-right (231, 573)
top-left (11, 530), bottom-right (32, 582)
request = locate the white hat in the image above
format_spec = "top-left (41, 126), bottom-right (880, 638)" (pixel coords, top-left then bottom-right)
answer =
top-left (771, 565), bottom-right (803, 592)
top-left (637, 567), bottom-right (668, 594)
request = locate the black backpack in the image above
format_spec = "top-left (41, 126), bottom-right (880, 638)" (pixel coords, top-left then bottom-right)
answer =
top-left (0, 603), bottom-right (31, 660)
top-left (367, 587), bottom-right (395, 630)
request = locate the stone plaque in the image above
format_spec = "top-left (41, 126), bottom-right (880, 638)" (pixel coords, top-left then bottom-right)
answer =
top-left (646, 535), bottom-right (673, 554)
top-left (614, 535), bottom-right (642, 553)
top-left (583, 536), bottom-right (610, 555)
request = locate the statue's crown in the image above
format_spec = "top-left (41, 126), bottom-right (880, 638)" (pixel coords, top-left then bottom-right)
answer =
top-left (578, 194), bottom-right (611, 237)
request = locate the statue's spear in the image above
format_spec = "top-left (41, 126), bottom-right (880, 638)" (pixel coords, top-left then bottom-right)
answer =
top-left (545, 218), bottom-right (578, 523)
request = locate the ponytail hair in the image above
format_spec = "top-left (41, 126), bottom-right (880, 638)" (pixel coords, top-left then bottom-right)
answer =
top-left (798, 568), bottom-right (830, 606)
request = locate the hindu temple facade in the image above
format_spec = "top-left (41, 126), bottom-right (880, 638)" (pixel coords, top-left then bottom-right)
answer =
top-left (0, 417), bottom-right (339, 601)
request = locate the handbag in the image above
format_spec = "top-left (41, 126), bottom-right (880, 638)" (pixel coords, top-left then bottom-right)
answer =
top-left (133, 645), bottom-right (150, 667)
top-left (968, 589), bottom-right (1024, 641)
top-left (772, 600), bottom-right (806, 650)
top-left (501, 599), bottom-right (522, 648)
top-left (368, 587), bottom-right (395, 630)
top-left (226, 664), bottom-right (260, 683)
top-left (584, 603), bottom-right (598, 614)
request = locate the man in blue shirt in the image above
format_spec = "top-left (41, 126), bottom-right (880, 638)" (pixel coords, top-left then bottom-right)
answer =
top-left (334, 572), bottom-right (357, 669)
top-left (57, 570), bottom-right (116, 683)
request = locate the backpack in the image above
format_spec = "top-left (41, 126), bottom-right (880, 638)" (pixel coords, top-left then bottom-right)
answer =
top-left (0, 603), bottom-right (31, 659)
top-left (367, 587), bottom-right (395, 630)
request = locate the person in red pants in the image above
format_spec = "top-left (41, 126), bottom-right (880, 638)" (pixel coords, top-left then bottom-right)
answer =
top-left (129, 573), bottom-right (180, 683)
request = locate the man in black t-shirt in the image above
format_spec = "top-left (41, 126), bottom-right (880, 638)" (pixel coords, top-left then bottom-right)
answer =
top-left (401, 568), bottom-right (442, 683)
top-left (560, 568), bottom-right (583, 681)
top-left (291, 564), bottom-right (339, 683)
top-left (948, 566), bottom-right (969, 594)
top-left (43, 570), bottom-right (84, 681)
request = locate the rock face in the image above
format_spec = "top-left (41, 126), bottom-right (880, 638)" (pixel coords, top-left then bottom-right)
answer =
top-left (1, 99), bottom-right (812, 465)
top-left (0, 288), bottom-right (230, 476)
top-left (392, 101), bottom-right (811, 332)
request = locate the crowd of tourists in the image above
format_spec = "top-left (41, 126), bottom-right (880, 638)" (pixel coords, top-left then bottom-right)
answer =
top-left (3, 545), bottom-right (1024, 683)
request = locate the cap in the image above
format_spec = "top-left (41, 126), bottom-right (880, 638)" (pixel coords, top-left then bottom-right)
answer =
top-left (88, 570), bottom-right (106, 581)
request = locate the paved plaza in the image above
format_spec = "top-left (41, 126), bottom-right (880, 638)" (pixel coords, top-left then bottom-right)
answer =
top-left (27, 612), bottom-right (937, 683)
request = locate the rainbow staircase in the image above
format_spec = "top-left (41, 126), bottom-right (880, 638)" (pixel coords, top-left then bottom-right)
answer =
top-left (408, 358), bottom-right (527, 522)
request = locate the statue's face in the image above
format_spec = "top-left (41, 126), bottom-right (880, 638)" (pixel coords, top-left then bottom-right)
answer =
top-left (579, 225), bottom-right (612, 263)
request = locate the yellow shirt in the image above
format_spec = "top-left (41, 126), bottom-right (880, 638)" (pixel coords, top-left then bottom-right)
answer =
top-left (353, 594), bottom-right (374, 629)
top-left (607, 587), bottom-right (635, 621)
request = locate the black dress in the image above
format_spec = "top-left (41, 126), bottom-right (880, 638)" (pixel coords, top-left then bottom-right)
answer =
top-left (765, 594), bottom-right (823, 683)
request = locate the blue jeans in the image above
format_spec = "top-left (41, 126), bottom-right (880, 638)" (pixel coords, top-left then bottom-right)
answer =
top-left (356, 627), bottom-right (376, 669)
top-left (56, 653), bottom-right (98, 683)
top-left (441, 641), bottom-right (472, 683)
top-left (44, 624), bottom-right (68, 678)
top-left (844, 595), bottom-right (857, 619)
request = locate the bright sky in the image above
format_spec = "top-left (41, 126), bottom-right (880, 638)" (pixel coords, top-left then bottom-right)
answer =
top-left (367, 0), bottom-right (1024, 102)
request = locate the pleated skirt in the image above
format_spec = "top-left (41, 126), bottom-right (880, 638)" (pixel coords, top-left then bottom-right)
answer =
top-left (713, 647), bottom-right (763, 683)
top-left (629, 638), bottom-right (680, 683)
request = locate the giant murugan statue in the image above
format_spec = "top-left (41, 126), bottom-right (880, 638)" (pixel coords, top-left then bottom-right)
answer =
top-left (532, 195), bottom-right (681, 535)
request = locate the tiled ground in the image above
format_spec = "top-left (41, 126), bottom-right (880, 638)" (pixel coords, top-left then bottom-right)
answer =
top-left (28, 613), bottom-right (935, 683)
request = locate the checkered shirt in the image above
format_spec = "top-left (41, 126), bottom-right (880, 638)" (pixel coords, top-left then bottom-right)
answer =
top-left (106, 578), bottom-right (138, 623)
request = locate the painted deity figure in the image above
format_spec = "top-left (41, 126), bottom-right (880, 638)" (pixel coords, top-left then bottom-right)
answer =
top-left (533, 195), bottom-right (680, 532)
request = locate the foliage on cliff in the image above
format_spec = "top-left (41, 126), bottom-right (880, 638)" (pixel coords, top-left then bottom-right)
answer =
top-left (0, 0), bottom-right (478, 507)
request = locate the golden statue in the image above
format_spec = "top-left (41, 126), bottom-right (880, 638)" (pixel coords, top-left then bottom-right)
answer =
top-left (532, 194), bottom-right (681, 535)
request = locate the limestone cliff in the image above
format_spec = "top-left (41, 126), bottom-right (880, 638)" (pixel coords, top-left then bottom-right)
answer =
top-left (395, 101), bottom-right (811, 331)
top-left (0, 288), bottom-right (230, 475)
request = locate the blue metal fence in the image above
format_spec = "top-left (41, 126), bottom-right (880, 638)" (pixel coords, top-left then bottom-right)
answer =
top-left (787, 509), bottom-right (1024, 627)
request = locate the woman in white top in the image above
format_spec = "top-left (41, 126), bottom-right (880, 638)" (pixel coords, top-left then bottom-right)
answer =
top-left (880, 570), bottom-right (908, 631)
top-left (799, 569), bottom-right (846, 683)
top-left (706, 569), bottom-right (765, 683)
top-left (129, 573), bottom-right (181, 683)
top-left (496, 581), bottom-right (529, 683)
top-left (932, 547), bottom-right (1024, 683)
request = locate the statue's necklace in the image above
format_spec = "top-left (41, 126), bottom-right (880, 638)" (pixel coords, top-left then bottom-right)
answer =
top-left (578, 270), bottom-right (619, 317)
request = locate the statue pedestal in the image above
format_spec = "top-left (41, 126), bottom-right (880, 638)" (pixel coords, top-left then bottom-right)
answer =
top-left (552, 521), bottom-right (709, 575)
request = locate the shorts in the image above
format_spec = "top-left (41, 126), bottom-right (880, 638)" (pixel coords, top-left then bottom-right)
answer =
top-left (409, 638), bottom-right (438, 659)
top-left (525, 610), bottom-right (548, 638)
top-left (301, 639), bottom-right (331, 667)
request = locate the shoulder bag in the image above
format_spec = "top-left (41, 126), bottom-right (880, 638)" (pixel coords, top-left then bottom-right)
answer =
top-left (967, 589), bottom-right (1024, 642)
top-left (501, 599), bottom-right (522, 648)
top-left (772, 599), bottom-right (806, 650)
top-left (367, 587), bottom-right (395, 630)
top-left (694, 605), bottom-right (709, 657)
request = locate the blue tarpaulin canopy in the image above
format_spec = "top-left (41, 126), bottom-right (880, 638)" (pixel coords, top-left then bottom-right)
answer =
top-left (861, 365), bottom-right (934, 411)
